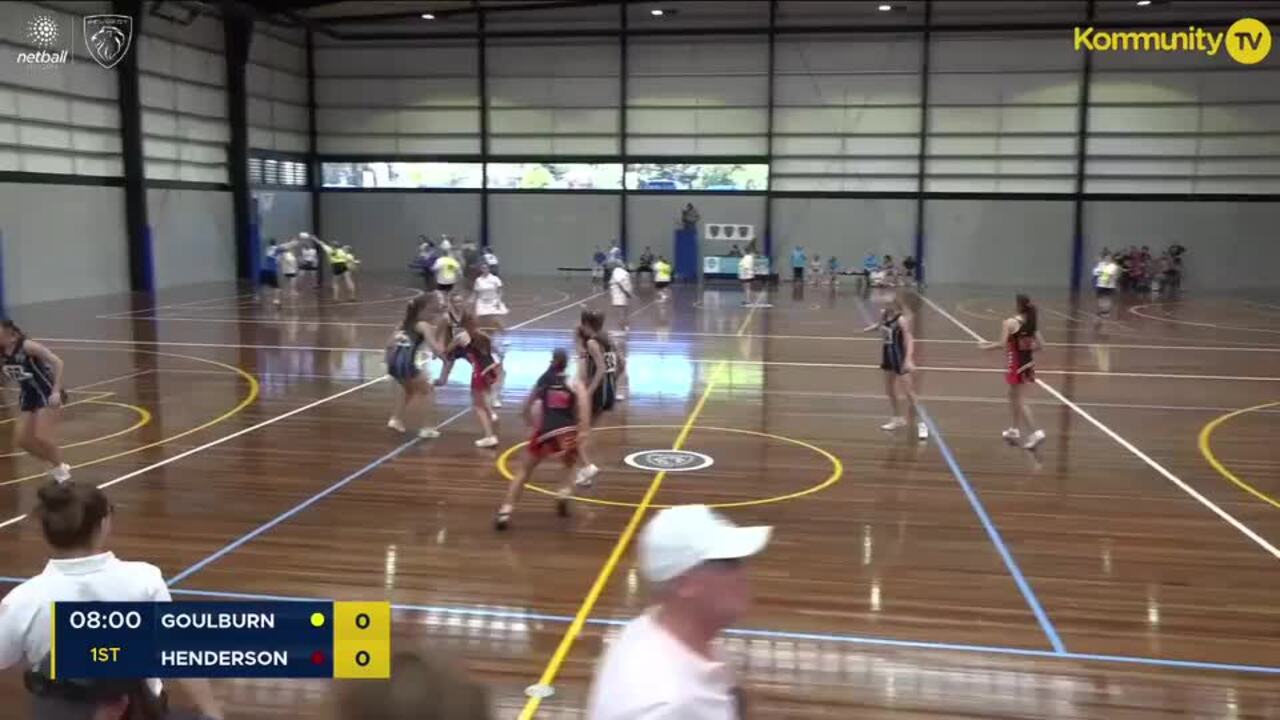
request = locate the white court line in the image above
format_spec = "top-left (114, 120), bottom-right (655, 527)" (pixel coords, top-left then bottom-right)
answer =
top-left (712, 359), bottom-right (1280, 383)
top-left (101, 292), bottom-right (257, 319)
top-left (1041, 304), bottom-right (1132, 333)
top-left (36, 339), bottom-right (1280, 382)
top-left (71, 321), bottom-right (1280, 352)
top-left (724, 388), bottom-right (1280, 415)
top-left (1129, 302), bottom-right (1280, 335)
top-left (915, 292), bottom-right (1280, 561)
top-left (69, 369), bottom-right (156, 391)
top-left (0, 375), bottom-right (388, 531)
top-left (0, 291), bottom-right (604, 533)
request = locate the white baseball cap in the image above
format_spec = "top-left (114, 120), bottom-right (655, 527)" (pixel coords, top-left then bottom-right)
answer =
top-left (639, 505), bottom-right (772, 584)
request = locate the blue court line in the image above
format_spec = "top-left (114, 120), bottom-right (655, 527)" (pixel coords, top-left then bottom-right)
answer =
top-left (165, 406), bottom-right (472, 588)
top-left (4, 577), bottom-right (1275, 674)
top-left (916, 406), bottom-right (1067, 655)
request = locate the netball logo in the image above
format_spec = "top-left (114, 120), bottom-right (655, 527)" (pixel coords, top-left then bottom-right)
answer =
top-left (16, 13), bottom-right (70, 66)
top-left (624, 450), bottom-right (714, 473)
top-left (84, 14), bottom-right (133, 69)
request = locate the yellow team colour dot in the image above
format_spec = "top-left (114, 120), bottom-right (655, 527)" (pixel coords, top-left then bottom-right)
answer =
top-left (311, 613), bottom-right (325, 628)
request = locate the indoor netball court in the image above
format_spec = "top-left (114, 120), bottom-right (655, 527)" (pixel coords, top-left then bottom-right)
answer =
top-left (1, 280), bottom-right (1278, 717)
top-left (2, 0), bottom-right (1279, 718)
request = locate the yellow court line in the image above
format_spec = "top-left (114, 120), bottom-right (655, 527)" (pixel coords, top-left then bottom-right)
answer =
top-left (0, 397), bottom-right (152, 459)
top-left (0, 391), bottom-right (112, 427)
top-left (0, 349), bottom-right (259, 487)
top-left (1198, 400), bottom-right (1280, 510)
top-left (497, 424), bottom-right (843, 510)
top-left (517, 306), bottom-right (759, 719)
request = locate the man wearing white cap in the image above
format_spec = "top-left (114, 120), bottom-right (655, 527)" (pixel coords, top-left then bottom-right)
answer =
top-left (586, 505), bottom-right (771, 720)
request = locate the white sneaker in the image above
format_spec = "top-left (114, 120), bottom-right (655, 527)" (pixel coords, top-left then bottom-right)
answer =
top-left (576, 464), bottom-right (599, 488)
top-left (418, 427), bottom-right (441, 439)
top-left (474, 435), bottom-right (499, 449)
top-left (387, 417), bottom-right (406, 433)
top-left (916, 422), bottom-right (929, 441)
top-left (49, 464), bottom-right (71, 483)
top-left (880, 417), bottom-right (907, 431)
top-left (1023, 429), bottom-right (1046, 450)
top-left (1001, 428), bottom-right (1021, 443)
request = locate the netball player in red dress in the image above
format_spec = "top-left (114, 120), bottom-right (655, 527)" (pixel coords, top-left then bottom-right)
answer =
top-left (980, 294), bottom-right (1046, 449)
top-left (494, 348), bottom-right (592, 530)
top-left (439, 312), bottom-right (504, 448)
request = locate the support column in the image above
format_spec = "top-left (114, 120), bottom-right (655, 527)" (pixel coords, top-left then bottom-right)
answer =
top-left (763, 0), bottom-right (776, 261)
top-left (1070, 0), bottom-right (1096, 292)
top-left (912, 0), bottom-right (932, 286)
top-left (114, 0), bottom-right (151, 293)
top-left (618, 0), bottom-right (628, 259)
top-left (307, 29), bottom-right (321, 235)
top-left (223, 1), bottom-right (254, 279)
top-left (478, 9), bottom-right (489, 248)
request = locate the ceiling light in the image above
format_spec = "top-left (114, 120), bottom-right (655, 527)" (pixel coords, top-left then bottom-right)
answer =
top-left (650, 9), bottom-right (665, 16)
top-left (1136, 0), bottom-right (1152, 5)
top-left (878, 4), bottom-right (894, 10)
top-left (421, 13), bottom-right (435, 20)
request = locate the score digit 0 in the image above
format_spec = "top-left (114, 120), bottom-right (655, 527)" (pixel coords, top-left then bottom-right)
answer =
top-left (332, 602), bottom-right (390, 679)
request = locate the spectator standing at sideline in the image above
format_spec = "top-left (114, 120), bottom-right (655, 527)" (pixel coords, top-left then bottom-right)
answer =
top-left (791, 245), bottom-right (806, 283)
top-left (586, 505), bottom-right (772, 720)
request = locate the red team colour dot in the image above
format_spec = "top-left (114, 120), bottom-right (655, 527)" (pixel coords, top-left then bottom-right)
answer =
top-left (311, 650), bottom-right (326, 665)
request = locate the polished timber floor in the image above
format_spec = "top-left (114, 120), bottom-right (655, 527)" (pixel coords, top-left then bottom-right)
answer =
top-left (1, 275), bottom-right (1278, 718)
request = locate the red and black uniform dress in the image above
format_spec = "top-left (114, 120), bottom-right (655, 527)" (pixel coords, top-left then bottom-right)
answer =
top-left (1005, 317), bottom-right (1036, 385)
top-left (584, 334), bottom-right (618, 418)
top-left (467, 340), bottom-right (501, 393)
top-left (528, 369), bottom-right (580, 465)
top-left (446, 309), bottom-right (469, 362)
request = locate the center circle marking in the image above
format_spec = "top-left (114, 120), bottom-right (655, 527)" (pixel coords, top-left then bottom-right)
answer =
top-left (624, 449), bottom-right (714, 472)
top-left (496, 424), bottom-right (844, 509)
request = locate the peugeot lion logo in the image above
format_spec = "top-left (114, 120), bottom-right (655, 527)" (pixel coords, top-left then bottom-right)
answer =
top-left (84, 14), bottom-right (133, 69)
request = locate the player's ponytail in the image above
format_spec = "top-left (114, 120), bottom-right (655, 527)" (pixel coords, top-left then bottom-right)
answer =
top-left (1016, 294), bottom-right (1037, 335)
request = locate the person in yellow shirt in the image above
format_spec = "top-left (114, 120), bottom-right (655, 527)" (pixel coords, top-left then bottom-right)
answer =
top-left (306, 234), bottom-right (360, 302)
top-left (432, 252), bottom-right (463, 299)
top-left (653, 256), bottom-right (673, 302)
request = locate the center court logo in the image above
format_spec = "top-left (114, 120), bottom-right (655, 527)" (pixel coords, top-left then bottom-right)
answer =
top-left (1074, 18), bottom-right (1272, 65)
top-left (624, 450), bottom-right (715, 472)
top-left (17, 13), bottom-right (70, 66)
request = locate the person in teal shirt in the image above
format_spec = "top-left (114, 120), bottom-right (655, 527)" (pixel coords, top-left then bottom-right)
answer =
top-left (791, 246), bottom-right (806, 283)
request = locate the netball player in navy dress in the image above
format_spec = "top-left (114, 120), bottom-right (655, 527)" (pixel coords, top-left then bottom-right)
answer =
top-left (494, 348), bottom-right (592, 530)
top-left (574, 309), bottom-right (624, 486)
top-left (980, 294), bottom-right (1047, 449)
top-left (0, 320), bottom-right (71, 482)
top-left (862, 297), bottom-right (928, 442)
top-left (385, 294), bottom-right (442, 440)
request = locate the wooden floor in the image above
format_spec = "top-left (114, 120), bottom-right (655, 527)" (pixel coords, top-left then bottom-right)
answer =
top-left (2, 276), bottom-right (1279, 718)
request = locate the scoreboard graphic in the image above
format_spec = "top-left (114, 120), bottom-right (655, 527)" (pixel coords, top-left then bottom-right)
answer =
top-left (51, 601), bottom-right (390, 679)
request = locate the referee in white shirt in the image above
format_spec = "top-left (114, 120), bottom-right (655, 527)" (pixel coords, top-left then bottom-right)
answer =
top-left (586, 505), bottom-right (771, 720)
top-left (0, 481), bottom-right (222, 719)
